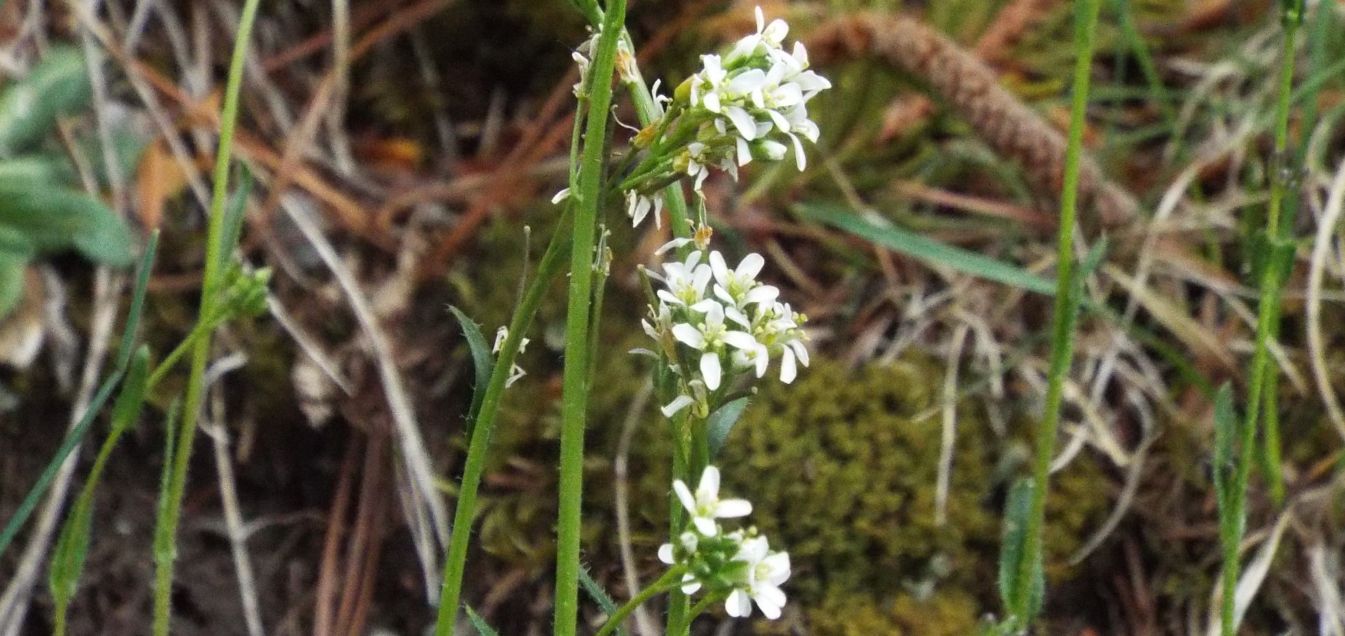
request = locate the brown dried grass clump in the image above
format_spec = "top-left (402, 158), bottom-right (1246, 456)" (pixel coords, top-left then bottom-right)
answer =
top-left (808, 13), bottom-right (1139, 230)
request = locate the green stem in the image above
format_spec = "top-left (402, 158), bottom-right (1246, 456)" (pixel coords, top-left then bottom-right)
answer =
top-left (554, 2), bottom-right (626, 633)
top-left (432, 207), bottom-right (573, 635)
top-left (150, 0), bottom-right (261, 633)
top-left (1011, 0), bottom-right (1102, 628)
top-left (592, 568), bottom-right (685, 636)
top-left (1220, 5), bottom-right (1302, 634)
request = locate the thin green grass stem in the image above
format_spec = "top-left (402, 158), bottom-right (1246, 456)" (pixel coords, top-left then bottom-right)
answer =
top-left (1012, 0), bottom-right (1102, 628)
top-left (1219, 5), bottom-right (1303, 633)
top-left (150, 0), bottom-right (261, 632)
top-left (554, 2), bottom-right (626, 633)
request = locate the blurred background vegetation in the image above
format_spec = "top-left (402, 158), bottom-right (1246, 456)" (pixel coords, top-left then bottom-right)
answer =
top-left (2, 0), bottom-right (1345, 634)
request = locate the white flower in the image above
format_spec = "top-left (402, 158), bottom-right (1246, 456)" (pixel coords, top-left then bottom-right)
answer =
top-left (491, 327), bottom-right (530, 387)
top-left (709, 251), bottom-right (778, 308)
top-left (725, 535), bottom-right (791, 620)
top-left (551, 187), bottom-right (571, 204)
top-left (626, 191), bottom-right (664, 228)
top-left (726, 6), bottom-right (790, 64)
top-left (672, 466), bottom-right (751, 536)
top-left (656, 251), bottom-right (712, 307)
top-left (671, 301), bottom-right (758, 390)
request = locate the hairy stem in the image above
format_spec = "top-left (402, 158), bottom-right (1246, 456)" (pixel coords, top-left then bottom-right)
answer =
top-left (1219, 4), bottom-right (1302, 633)
top-left (150, 0), bottom-right (261, 633)
top-left (554, 2), bottom-right (626, 633)
top-left (593, 567), bottom-right (684, 636)
top-left (1012, 0), bottom-right (1102, 628)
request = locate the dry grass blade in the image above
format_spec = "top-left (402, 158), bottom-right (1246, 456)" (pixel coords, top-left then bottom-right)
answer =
top-left (1306, 156), bottom-right (1345, 443)
top-left (808, 12), bottom-right (1139, 229)
top-left (280, 199), bottom-right (449, 601)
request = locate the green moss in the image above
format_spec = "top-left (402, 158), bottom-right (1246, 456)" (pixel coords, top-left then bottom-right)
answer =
top-left (711, 358), bottom-right (1108, 631)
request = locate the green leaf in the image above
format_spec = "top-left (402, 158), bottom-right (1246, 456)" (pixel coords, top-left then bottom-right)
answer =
top-left (116, 231), bottom-right (158, 370)
top-left (1249, 230), bottom-right (1295, 287)
top-left (49, 347), bottom-right (150, 622)
top-left (707, 397), bottom-right (750, 458)
top-left (152, 400), bottom-right (182, 568)
top-left (463, 605), bottom-right (500, 636)
top-left (0, 156), bottom-right (69, 186)
top-left (217, 167), bottom-right (252, 273)
top-left (579, 566), bottom-right (626, 636)
top-left (48, 488), bottom-right (92, 615)
top-left (0, 252), bottom-right (27, 319)
top-left (448, 305), bottom-right (495, 437)
top-left (0, 234), bottom-right (154, 561)
top-left (998, 478), bottom-right (1043, 621)
top-left (108, 346), bottom-right (150, 435)
top-left (798, 202), bottom-right (1056, 295)
top-left (0, 46), bottom-right (92, 156)
top-left (0, 185), bottom-right (134, 266)
top-left (1212, 383), bottom-right (1240, 543)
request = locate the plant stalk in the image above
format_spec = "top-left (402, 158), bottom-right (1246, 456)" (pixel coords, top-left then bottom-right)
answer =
top-left (1219, 4), bottom-right (1302, 633)
top-left (150, 0), bottom-right (261, 633)
top-left (1011, 0), bottom-right (1102, 627)
top-left (554, 1), bottom-right (626, 633)
top-left (593, 567), bottom-right (685, 636)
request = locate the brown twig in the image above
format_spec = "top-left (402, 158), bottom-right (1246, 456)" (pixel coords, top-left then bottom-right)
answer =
top-left (313, 437), bottom-right (360, 636)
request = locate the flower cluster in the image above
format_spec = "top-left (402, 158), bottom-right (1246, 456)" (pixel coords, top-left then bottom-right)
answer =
top-left (658, 466), bottom-right (791, 620)
top-left (619, 6), bottom-right (832, 228)
top-left (642, 239), bottom-right (809, 419)
top-left (676, 7), bottom-right (830, 174)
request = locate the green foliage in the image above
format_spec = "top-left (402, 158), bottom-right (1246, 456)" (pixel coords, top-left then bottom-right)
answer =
top-left (714, 360), bottom-right (1106, 631)
top-left (0, 43), bottom-right (139, 320)
top-left (706, 396), bottom-right (749, 458)
top-left (0, 46), bottom-right (91, 156)
top-left (0, 185), bottom-right (134, 266)
top-left (448, 305), bottom-right (495, 437)
top-left (464, 605), bottom-right (501, 636)
top-left (998, 479), bottom-right (1042, 621)
top-left (0, 233), bottom-right (157, 563)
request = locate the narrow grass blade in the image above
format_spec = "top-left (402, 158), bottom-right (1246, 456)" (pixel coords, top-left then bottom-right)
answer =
top-left (217, 168), bottom-right (252, 273)
top-left (116, 230), bottom-right (159, 370)
top-left (0, 376), bottom-right (120, 560)
top-left (797, 202), bottom-right (1056, 295)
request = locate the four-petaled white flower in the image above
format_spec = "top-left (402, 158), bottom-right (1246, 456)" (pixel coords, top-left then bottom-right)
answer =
top-left (672, 466), bottom-right (751, 536)
top-left (710, 251), bottom-right (778, 309)
top-left (656, 251), bottom-right (712, 307)
top-left (672, 301), bottom-right (759, 390)
top-left (726, 535), bottom-right (792, 620)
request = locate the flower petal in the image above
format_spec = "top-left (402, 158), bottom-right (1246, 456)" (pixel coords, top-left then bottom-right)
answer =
top-left (726, 590), bottom-right (752, 618)
top-left (714, 498), bottom-right (753, 518)
top-left (722, 331), bottom-right (760, 352)
top-left (693, 516), bottom-right (718, 536)
top-left (658, 543), bottom-right (675, 565)
top-left (780, 346), bottom-right (797, 384)
top-left (661, 395), bottom-right (695, 418)
top-left (701, 352), bottom-right (722, 390)
top-left (672, 479), bottom-right (697, 515)
top-left (724, 107), bottom-right (759, 141)
top-left (672, 324), bottom-right (706, 349)
top-left (697, 465), bottom-right (720, 502)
